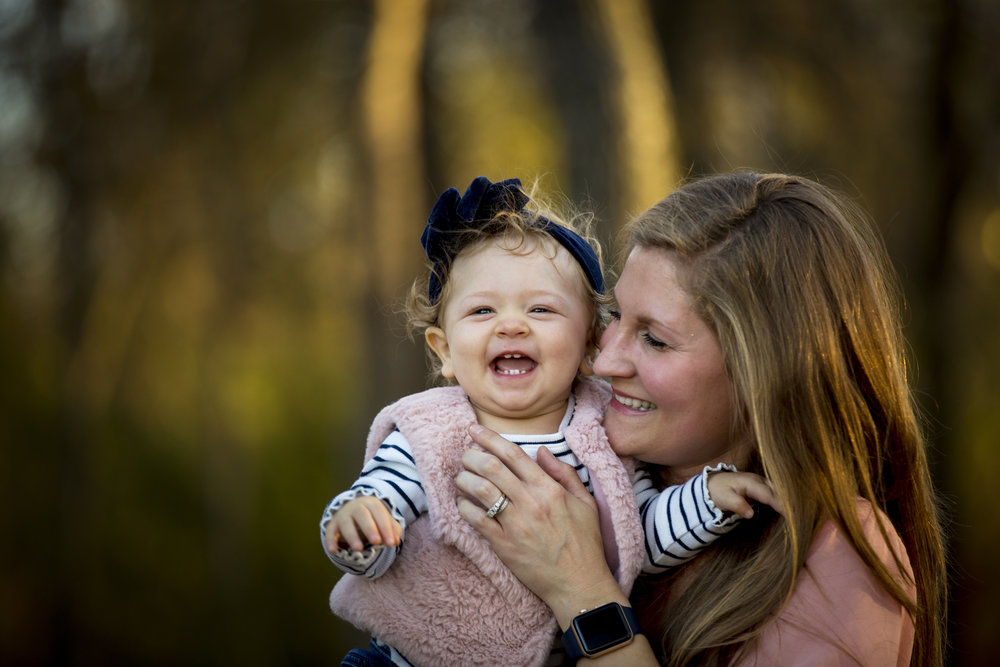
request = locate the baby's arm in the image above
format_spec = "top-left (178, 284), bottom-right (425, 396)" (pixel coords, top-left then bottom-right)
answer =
top-left (320, 429), bottom-right (425, 578)
top-left (319, 494), bottom-right (395, 578)
top-left (634, 463), bottom-right (780, 574)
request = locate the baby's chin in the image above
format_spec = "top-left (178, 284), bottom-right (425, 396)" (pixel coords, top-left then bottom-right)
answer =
top-left (470, 399), bottom-right (569, 434)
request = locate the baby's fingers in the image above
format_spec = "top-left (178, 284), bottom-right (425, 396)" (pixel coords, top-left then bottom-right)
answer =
top-left (744, 480), bottom-right (785, 517)
top-left (331, 517), bottom-right (368, 552)
top-left (714, 488), bottom-right (756, 519)
top-left (370, 507), bottom-right (401, 547)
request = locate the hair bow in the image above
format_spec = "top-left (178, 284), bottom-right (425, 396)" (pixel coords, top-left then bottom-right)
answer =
top-left (421, 176), bottom-right (604, 302)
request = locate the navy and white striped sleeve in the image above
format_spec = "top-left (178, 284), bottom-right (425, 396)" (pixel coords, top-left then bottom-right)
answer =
top-left (319, 429), bottom-right (426, 579)
top-left (634, 463), bottom-right (742, 574)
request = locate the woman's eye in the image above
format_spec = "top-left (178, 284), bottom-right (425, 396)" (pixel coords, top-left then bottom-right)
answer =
top-left (642, 332), bottom-right (668, 350)
top-left (608, 309), bottom-right (621, 320)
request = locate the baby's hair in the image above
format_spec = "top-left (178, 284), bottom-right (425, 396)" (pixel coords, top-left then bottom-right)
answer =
top-left (405, 182), bottom-right (607, 381)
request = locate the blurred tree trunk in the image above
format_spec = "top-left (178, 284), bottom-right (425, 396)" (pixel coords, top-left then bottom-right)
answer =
top-left (594, 0), bottom-right (682, 217)
top-left (357, 0), bottom-right (430, 416)
top-left (917, 1), bottom-right (976, 662)
top-left (31, 0), bottom-right (101, 658)
top-left (645, 0), bottom-right (711, 174)
top-left (533, 0), bottom-right (682, 239)
top-left (532, 0), bottom-right (619, 242)
top-left (915, 0), bottom-right (965, 439)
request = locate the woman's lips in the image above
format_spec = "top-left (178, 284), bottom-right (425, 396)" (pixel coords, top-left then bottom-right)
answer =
top-left (611, 390), bottom-right (657, 412)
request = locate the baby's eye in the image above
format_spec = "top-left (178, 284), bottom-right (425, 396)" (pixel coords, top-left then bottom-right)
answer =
top-left (472, 307), bottom-right (494, 315)
top-left (530, 306), bottom-right (552, 313)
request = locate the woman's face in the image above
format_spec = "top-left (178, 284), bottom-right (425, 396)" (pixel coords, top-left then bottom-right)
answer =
top-left (593, 246), bottom-right (749, 483)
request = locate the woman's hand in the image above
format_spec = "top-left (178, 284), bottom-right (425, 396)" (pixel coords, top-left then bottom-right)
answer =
top-left (455, 424), bottom-right (627, 625)
top-left (457, 425), bottom-right (659, 665)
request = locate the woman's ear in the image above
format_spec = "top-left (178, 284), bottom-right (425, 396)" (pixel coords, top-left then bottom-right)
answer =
top-left (425, 326), bottom-right (455, 378)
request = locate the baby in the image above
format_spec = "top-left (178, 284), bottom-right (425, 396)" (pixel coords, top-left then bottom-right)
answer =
top-left (321, 176), bottom-right (774, 667)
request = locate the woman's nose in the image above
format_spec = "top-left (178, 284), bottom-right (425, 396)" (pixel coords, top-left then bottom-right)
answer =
top-left (592, 322), bottom-right (630, 377)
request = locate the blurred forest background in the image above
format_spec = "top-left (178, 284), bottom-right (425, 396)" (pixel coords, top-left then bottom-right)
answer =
top-left (1, 0), bottom-right (998, 664)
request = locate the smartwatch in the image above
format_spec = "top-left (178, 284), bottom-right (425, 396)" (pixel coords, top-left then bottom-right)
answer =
top-left (561, 602), bottom-right (642, 662)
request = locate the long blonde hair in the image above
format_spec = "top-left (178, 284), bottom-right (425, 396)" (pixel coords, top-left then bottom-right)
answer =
top-left (627, 172), bottom-right (946, 665)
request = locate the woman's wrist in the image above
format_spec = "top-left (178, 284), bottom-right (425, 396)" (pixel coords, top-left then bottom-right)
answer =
top-left (547, 577), bottom-right (632, 631)
top-left (561, 602), bottom-right (643, 662)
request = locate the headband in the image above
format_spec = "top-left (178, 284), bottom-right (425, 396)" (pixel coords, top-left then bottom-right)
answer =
top-left (420, 176), bottom-right (604, 302)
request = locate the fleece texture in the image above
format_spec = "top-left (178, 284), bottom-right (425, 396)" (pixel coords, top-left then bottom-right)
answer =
top-left (329, 376), bottom-right (643, 667)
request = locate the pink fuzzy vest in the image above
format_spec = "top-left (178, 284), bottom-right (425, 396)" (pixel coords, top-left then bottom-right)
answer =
top-left (329, 376), bottom-right (643, 667)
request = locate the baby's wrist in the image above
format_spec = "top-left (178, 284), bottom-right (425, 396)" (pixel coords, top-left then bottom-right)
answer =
top-left (702, 463), bottom-right (742, 525)
top-left (703, 461), bottom-right (739, 478)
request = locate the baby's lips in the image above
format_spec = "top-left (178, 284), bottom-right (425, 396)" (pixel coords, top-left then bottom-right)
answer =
top-left (492, 353), bottom-right (537, 374)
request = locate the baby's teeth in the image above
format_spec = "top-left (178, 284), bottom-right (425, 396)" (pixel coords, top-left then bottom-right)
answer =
top-left (496, 353), bottom-right (528, 374)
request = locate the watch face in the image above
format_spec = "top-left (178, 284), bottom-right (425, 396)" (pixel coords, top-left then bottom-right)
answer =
top-left (575, 604), bottom-right (633, 654)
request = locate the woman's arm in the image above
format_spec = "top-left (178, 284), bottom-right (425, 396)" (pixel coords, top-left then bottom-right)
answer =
top-left (455, 424), bottom-right (658, 665)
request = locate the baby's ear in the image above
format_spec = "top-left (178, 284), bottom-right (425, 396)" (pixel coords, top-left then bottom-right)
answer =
top-left (425, 327), bottom-right (455, 378)
top-left (578, 345), bottom-right (598, 377)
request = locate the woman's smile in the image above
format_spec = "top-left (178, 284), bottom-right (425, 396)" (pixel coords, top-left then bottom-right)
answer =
top-left (609, 390), bottom-right (657, 412)
top-left (593, 246), bottom-right (742, 481)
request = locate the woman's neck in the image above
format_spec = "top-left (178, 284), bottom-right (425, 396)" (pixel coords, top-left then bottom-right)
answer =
top-left (662, 439), bottom-right (756, 486)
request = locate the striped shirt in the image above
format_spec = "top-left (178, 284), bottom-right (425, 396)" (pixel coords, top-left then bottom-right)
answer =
top-left (321, 399), bottom-right (739, 578)
top-left (320, 399), bottom-right (740, 667)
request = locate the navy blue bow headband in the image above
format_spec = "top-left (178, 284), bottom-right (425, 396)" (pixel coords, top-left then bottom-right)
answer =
top-left (421, 176), bottom-right (604, 302)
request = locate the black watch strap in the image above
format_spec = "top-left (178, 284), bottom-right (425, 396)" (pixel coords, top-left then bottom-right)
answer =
top-left (561, 602), bottom-right (641, 662)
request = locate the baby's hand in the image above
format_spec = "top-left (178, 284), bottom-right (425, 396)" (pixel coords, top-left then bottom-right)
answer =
top-left (706, 471), bottom-right (784, 519)
top-left (324, 496), bottom-right (402, 554)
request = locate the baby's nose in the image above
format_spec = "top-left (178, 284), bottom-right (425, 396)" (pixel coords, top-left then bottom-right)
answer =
top-left (495, 314), bottom-right (529, 336)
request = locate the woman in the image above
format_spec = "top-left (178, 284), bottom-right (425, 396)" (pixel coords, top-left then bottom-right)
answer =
top-left (456, 171), bottom-right (946, 665)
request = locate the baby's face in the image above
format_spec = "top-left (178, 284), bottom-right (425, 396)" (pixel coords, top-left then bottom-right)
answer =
top-left (426, 238), bottom-right (594, 434)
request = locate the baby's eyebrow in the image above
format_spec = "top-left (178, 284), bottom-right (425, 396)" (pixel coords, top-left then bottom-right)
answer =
top-left (524, 290), bottom-right (570, 301)
top-left (461, 288), bottom-right (568, 301)
top-left (457, 290), bottom-right (500, 301)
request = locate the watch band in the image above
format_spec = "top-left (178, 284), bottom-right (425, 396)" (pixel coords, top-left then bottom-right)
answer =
top-left (561, 602), bottom-right (641, 662)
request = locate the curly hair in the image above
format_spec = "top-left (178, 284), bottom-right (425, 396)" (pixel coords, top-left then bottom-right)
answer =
top-left (405, 189), bottom-right (607, 382)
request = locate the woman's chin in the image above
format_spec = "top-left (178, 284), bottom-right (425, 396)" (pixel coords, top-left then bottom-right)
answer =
top-left (604, 417), bottom-right (646, 458)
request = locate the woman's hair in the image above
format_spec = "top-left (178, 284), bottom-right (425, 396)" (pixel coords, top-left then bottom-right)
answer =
top-left (405, 188), bottom-right (606, 381)
top-left (626, 172), bottom-right (946, 666)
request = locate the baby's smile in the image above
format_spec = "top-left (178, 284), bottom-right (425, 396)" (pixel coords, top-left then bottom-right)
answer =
top-left (492, 353), bottom-right (537, 376)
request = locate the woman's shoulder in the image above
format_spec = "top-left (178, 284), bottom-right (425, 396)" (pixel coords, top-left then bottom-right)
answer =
top-left (743, 498), bottom-right (915, 666)
top-left (807, 498), bottom-right (913, 586)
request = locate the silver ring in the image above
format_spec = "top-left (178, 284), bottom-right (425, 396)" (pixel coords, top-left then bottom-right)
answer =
top-left (485, 493), bottom-right (509, 519)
